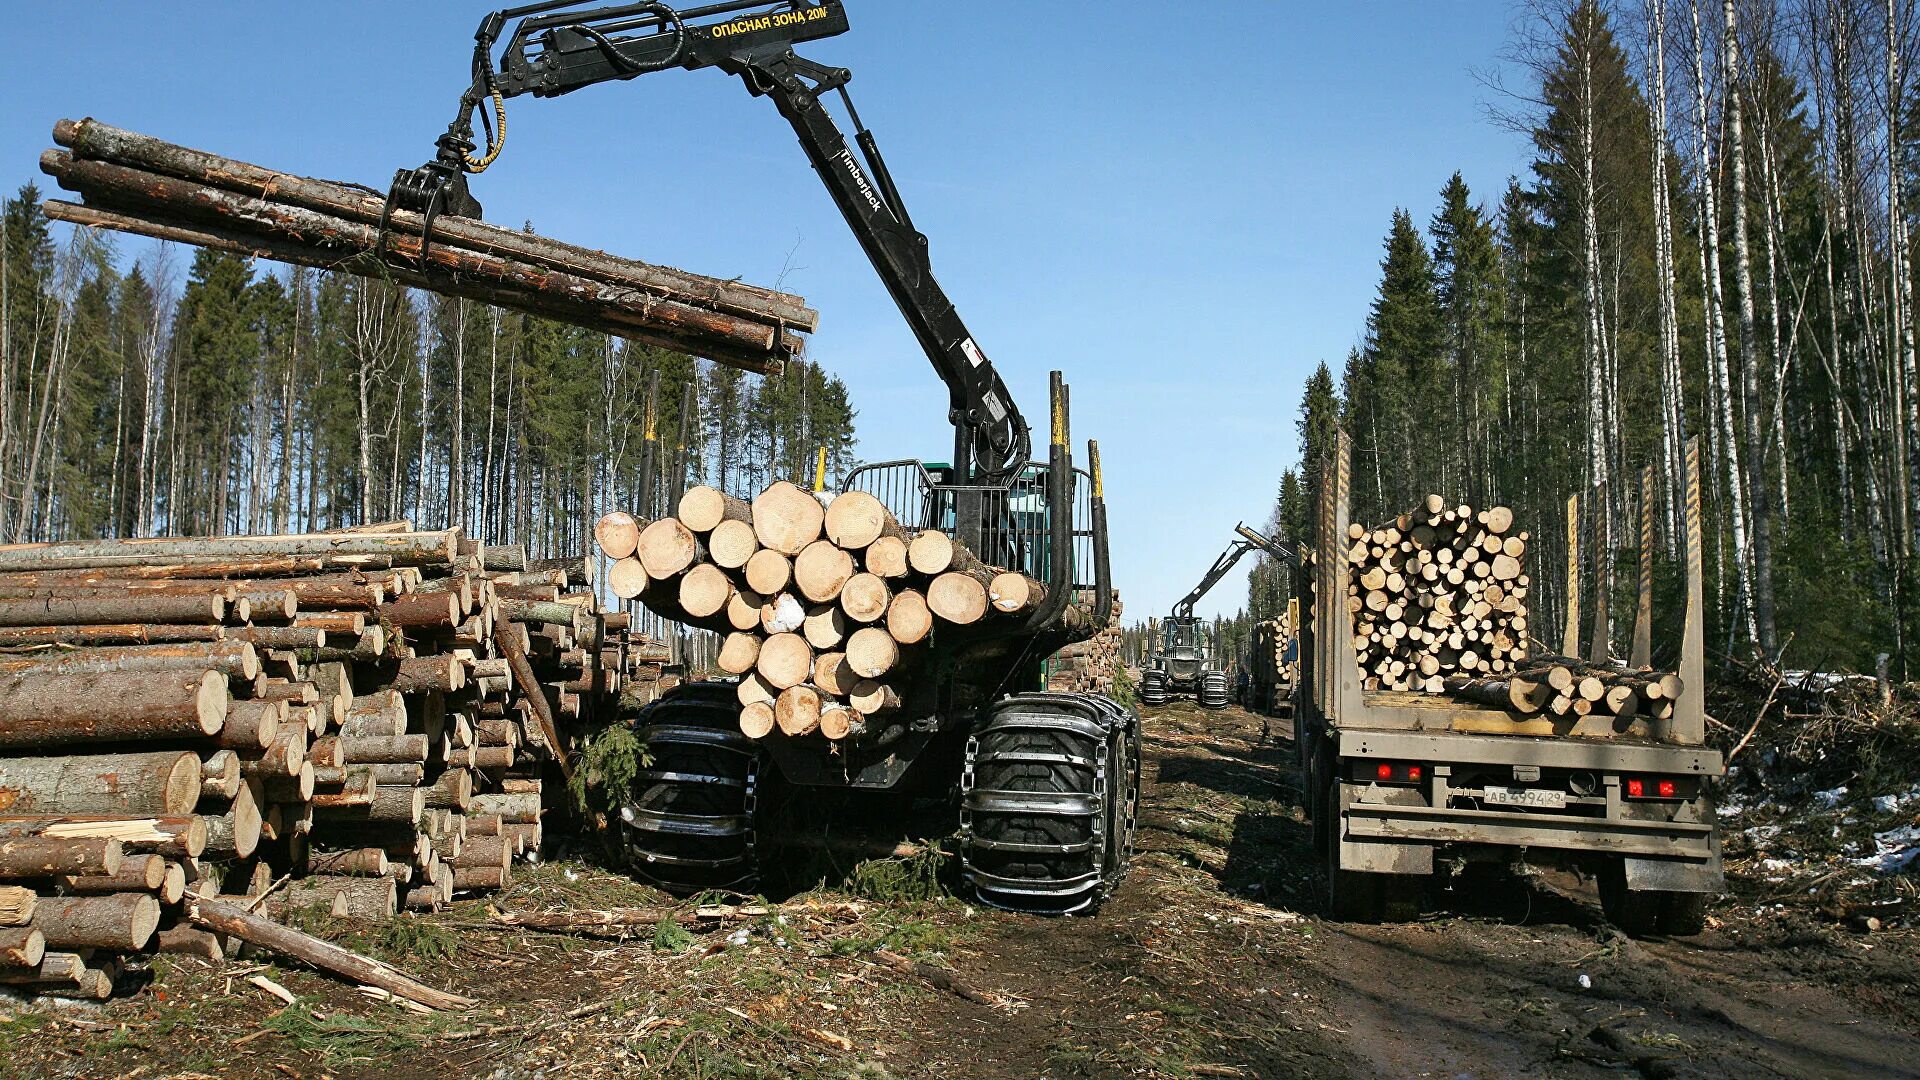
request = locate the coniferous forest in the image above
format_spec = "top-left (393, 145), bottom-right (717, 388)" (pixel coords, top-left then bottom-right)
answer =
top-left (1240, 0), bottom-right (1920, 679)
top-left (0, 186), bottom-right (858, 559)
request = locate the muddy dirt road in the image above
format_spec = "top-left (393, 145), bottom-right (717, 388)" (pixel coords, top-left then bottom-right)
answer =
top-left (13, 699), bottom-right (1916, 1078)
top-left (859, 700), bottom-right (1919, 1079)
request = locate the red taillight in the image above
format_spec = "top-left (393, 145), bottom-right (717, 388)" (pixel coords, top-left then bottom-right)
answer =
top-left (1657, 779), bottom-right (1677, 798)
top-left (1626, 778), bottom-right (1645, 798)
top-left (1376, 763), bottom-right (1394, 781)
top-left (1408, 765), bottom-right (1424, 781)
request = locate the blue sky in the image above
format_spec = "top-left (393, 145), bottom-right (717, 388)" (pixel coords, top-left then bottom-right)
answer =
top-left (1, 1), bottom-right (1534, 621)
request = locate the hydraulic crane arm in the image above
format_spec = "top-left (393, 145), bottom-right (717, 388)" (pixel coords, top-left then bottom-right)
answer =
top-left (1171, 523), bottom-right (1296, 621)
top-left (388, 0), bottom-right (1030, 486)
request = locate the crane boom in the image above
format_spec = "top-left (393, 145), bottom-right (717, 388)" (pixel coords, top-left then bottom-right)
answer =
top-left (1171, 523), bottom-right (1295, 620)
top-left (384, 0), bottom-right (1030, 487)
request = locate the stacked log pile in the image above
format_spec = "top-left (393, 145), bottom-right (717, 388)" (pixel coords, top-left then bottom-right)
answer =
top-left (37, 119), bottom-right (815, 375)
top-left (598, 482), bottom-right (1065, 742)
top-left (1250, 609), bottom-right (1295, 690)
top-left (0, 526), bottom-right (641, 999)
top-left (1046, 592), bottom-right (1123, 695)
top-left (1346, 496), bottom-right (1531, 694)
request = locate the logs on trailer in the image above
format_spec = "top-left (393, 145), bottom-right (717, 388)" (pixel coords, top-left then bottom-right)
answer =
top-left (1345, 498), bottom-right (1684, 723)
top-left (600, 482), bottom-right (1094, 745)
top-left (39, 119), bottom-right (814, 375)
top-left (1045, 592), bottom-right (1124, 695)
top-left (1345, 498), bottom-right (1533, 694)
top-left (0, 524), bottom-right (673, 1000)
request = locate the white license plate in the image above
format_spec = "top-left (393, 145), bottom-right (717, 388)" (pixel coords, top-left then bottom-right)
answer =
top-left (1484, 786), bottom-right (1567, 809)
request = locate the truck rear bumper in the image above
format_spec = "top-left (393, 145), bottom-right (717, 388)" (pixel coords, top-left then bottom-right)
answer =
top-left (1343, 801), bottom-right (1716, 861)
top-left (1337, 728), bottom-right (1724, 776)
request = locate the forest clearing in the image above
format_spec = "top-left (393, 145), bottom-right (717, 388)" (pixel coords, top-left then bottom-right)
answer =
top-left (0, 699), bottom-right (1910, 1079)
top-left (0, 0), bottom-right (1917, 1076)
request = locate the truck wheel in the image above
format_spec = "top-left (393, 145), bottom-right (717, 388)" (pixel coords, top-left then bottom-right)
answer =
top-left (1658, 892), bottom-right (1709, 936)
top-left (1328, 863), bottom-right (1385, 922)
top-left (1309, 750), bottom-right (1333, 857)
top-left (1598, 859), bottom-right (1661, 937)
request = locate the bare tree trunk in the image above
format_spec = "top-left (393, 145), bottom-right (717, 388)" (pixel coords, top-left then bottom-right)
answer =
top-left (1722, 0), bottom-right (1779, 657)
top-left (1692, 0), bottom-right (1757, 644)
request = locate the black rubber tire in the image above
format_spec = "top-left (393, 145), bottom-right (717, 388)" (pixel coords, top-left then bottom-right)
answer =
top-left (620, 687), bottom-right (760, 896)
top-left (1658, 891), bottom-right (1710, 936)
top-left (1598, 859), bottom-right (1662, 937)
top-left (1328, 863), bottom-right (1385, 922)
top-left (963, 696), bottom-right (1138, 915)
top-left (1322, 778), bottom-right (1422, 922)
top-left (1309, 748), bottom-right (1333, 858)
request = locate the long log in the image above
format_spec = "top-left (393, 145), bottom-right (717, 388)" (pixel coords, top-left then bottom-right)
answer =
top-left (0, 752), bottom-right (201, 815)
top-left (794, 541), bottom-right (855, 604)
top-left (678, 487), bottom-right (755, 533)
top-left (0, 668), bottom-right (227, 748)
top-left (41, 154), bottom-right (800, 371)
top-left (593, 511), bottom-right (642, 561)
top-left (0, 526), bottom-right (458, 574)
top-left (752, 482), bottom-right (826, 556)
top-left (0, 836), bottom-right (123, 878)
top-left (184, 897), bottom-right (476, 1010)
top-left (823, 491), bottom-right (907, 551)
top-left (52, 119), bottom-right (816, 330)
top-left (708, 519), bottom-right (759, 571)
top-left (839, 573), bottom-right (891, 624)
top-left (31, 892), bottom-right (159, 950)
top-left (0, 640), bottom-right (258, 681)
top-left (56, 851), bottom-right (164, 894)
top-left (0, 815), bottom-right (206, 858)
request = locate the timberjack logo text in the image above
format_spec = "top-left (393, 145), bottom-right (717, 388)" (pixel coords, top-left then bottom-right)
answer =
top-left (839, 149), bottom-right (884, 214)
top-left (708, 5), bottom-right (831, 38)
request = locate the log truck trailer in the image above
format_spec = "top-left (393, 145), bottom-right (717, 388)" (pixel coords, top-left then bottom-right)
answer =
top-left (386, 0), bottom-right (1136, 914)
top-left (1297, 430), bottom-right (1724, 932)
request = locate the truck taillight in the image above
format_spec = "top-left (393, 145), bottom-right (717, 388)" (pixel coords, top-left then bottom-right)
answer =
top-left (1361, 762), bottom-right (1424, 785)
top-left (1624, 776), bottom-right (1689, 800)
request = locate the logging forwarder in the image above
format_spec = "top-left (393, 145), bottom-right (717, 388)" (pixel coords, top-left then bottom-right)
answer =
top-left (387, 1), bottom-right (1138, 914)
top-left (1142, 525), bottom-right (1295, 709)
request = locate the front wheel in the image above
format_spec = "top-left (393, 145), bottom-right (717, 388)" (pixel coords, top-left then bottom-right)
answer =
top-left (961, 694), bottom-right (1140, 915)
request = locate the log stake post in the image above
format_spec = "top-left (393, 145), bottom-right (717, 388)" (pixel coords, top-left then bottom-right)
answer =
top-left (1630, 464), bottom-right (1655, 670)
top-left (1561, 492), bottom-right (1580, 659)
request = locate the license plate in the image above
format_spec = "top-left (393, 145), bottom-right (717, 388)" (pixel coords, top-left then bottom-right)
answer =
top-left (1484, 786), bottom-right (1567, 809)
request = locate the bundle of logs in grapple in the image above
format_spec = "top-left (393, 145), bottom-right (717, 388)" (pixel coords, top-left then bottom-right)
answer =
top-left (1046, 592), bottom-right (1123, 695)
top-left (598, 482), bottom-right (1055, 742)
top-left (0, 526), bottom-right (657, 1000)
top-left (36, 119), bottom-right (815, 375)
top-left (1347, 496), bottom-right (1531, 694)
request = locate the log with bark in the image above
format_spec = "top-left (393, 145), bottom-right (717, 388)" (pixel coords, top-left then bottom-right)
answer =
top-left (42, 120), bottom-right (813, 374)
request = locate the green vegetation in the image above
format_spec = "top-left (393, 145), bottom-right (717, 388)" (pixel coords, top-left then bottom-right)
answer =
top-left (0, 196), bottom-right (860, 547)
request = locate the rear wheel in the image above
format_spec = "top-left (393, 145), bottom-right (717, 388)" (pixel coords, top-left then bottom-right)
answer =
top-left (1659, 892), bottom-right (1710, 936)
top-left (1323, 779), bottom-right (1422, 922)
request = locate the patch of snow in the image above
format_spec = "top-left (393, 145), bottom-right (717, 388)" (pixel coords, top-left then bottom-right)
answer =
top-left (1814, 785), bottom-right (1849, 809)
top-left (1855, 823), bottom-right (1920, 874)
